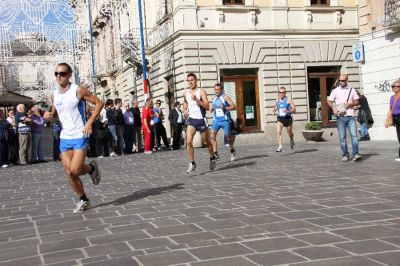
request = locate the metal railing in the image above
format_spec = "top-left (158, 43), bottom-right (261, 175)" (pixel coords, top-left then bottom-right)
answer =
top-left (384, 0), bottom-right (400, 27)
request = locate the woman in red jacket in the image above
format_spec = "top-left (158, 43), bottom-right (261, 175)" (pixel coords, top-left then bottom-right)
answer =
top-left (142, 98), bottom-right (153, 154)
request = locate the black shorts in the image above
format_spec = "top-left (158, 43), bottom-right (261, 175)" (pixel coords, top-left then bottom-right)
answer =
top-left (187, 118), bottom-right (208, 132)
top-left (277, 116), bottom-right (293, 127)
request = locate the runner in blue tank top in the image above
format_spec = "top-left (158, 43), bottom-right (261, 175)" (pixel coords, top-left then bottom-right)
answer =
top-left (209, 83), bottom-right (237, 162)
top-left (44, 63), bottom-right (104, 213)
top-left (273, 87), bottom-right (296, 152)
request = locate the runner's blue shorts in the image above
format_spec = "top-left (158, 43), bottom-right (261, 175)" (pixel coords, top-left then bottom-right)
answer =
top-left (60, 137), bottom-right (89, 153)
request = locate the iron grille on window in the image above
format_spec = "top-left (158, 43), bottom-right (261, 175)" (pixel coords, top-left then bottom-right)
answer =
top-left (223, 0), bottom-right (244, 5)
top-left (311, 0), bottom-right (330, 5)
top-left (384, 0), bottom-right (400, 27)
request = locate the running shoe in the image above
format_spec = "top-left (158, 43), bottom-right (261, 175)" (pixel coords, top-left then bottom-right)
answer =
top-left (89, 160), bottom-right (101, 185)
top-left (276, 146), bottom-right (283, 152)
top-left (1, 164), bottom-right (8, 168)
top-left (342, 156), bottom-right (349, 162)
top-left (230, 150), bottom-right (236, 162)
top-left (73, 200), bottom-right (90, 213)
top-left (214, 152), bottom-right (220, 161)
top-left (187, 162), bottom-right (196, 174)
top-left (225, 144), bottom-right (230, 148)
top-left (290, 138), bottom-right (295, 149)
top-left (144, 151), bottom-right (153, 154)
top-left (353, 154), bottom-right (362, 161)
top-left (110, 152), bottom-right (117, 157)
top-left (396, 158), bottom-right (400, 162)
top-left (210, 158), bottom-right (217, 170)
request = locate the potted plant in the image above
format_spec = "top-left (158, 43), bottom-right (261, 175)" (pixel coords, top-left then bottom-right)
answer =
top-left (302, 121), bottom-right (324, 141)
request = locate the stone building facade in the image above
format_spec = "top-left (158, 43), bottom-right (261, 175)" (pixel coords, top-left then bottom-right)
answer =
top-left (358, 0), bottom-right (400, 140)
top-left (77, 0), bottom-right (360, 137)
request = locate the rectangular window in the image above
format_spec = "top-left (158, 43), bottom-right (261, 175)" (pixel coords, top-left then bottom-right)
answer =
top-left (223, 0), bottom-right (244, 5)
top-left (311, 0), bottom-right (329, 5)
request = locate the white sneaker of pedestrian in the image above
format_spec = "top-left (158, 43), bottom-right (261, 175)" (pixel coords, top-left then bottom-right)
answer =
top-left (187, 162), bottom-right (196, 174)
top-left (342, 156), bottom-right (349, 162)
top-left (396, 158), bottom-right (400, 162)
top-left (230, 151), bottom-right (236, 162)
top-left (89, 160), bottom-right (101, 185)
top-left (353, 154), bottom-right (362, 161)
top-left (110, 152), bottom-right (117, 157)
top-left (276, 145), bottom-right (283, 152)
top-left (144, 151), bottom-right (152, 154)
top-left (1, 164), bottom-right (8, 168)
top-left (73, 200), bottom-right (90, 213)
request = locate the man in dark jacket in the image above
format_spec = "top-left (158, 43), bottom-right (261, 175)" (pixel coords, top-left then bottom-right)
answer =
top-left (114, 98), bottom-right (125, 155)
top-left (0, 109), bottom-right (10, 168)
top-left (356, 89), bottom-right (374, 141)
top-left (169, 101), bottom-right (184, 150)
top-left (130, 100), bottom-right (142, 152)
top-left (105, 99), bottom-right (117, 156)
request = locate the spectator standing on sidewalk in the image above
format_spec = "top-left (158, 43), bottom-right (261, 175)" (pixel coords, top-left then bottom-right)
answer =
top-left (114, 98), bottom-right (125, 155)
top-left (0, 109), bottom-right (10, 168)
top-left (30, 105), bottom-right (46, 163)
top-left (384, 79), bottom-right (400, 162)
top-left (105, 99), bottom-right (117, 157)
top-left (142, 98), bottom-right (153, 154)
top-left (356, 89), bottom-right (374, 141)
top-left (130, 100), bottom-right (142, 152)
top-left (169, 101), bottom-right (184, 150)
top-left (154, 100), bottom-right (170, 150)
top-left (6, 109), bottom-right (18, 165)
top-left (50, 106), bottom-right (62, 161)
top-left (328, 74), bottom-right (362, 162)
top-left (15, 104), bottom-right (32, 165)
top-left (123, 101), bottom-right (134, 154)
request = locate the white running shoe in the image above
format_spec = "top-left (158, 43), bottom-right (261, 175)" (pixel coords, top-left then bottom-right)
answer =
top-left (225, 144), bottom-right (230, 148)
top-left (89, 160), bottom-right (101, 185)
top-left (290, 138), bottom-right (295, 149)
top-left (353, 154), bottom-right (362, 161)
top-left (1, 164), bottom-right (8, 168)
top-left (187, 162), bottom-right (196, 174)
top-left (342, 156), bottom-right (349, 162)
top-left (73, 200), bottom-right (90, 213)
top-left (230, 151), bottom-right (236, 162)
top-left (110, 152), bottom-right (117, 157)
top-left (396, 158), bottom-right (400, 162)
top-left (144, 151), bottom-right (152, 154)
top-left (276, 145), bottom-right (283, 152)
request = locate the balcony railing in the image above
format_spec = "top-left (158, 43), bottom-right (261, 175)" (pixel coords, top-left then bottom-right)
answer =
top-left (385, 0), bottom-right (400, 27)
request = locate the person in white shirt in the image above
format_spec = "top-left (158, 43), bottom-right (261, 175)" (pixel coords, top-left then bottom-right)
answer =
top-left (45, 63), bottom-right (104, 213)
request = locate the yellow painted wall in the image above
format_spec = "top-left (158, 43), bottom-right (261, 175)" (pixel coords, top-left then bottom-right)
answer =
top-left (288, 0), bottom-right (304, 7)
top-left (254, 0), bottom-right (272, 7)
top-left (339, 0), bottom-right (357, 6)
top-left (196, 0), bottom-right (216, 6)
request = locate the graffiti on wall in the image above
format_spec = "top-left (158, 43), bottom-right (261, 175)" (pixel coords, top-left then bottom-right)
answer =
top-left (374, 81), bottom-right (391, 92)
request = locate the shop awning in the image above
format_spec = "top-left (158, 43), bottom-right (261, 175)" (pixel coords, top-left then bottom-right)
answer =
top-left (0, 91), bottom-right (35, 107)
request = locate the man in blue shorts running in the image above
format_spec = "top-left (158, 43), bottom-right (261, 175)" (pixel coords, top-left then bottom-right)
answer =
top-left (209, 83), bottom-right (237, 162)
top-left (45, 63), bottom-right (104, 213)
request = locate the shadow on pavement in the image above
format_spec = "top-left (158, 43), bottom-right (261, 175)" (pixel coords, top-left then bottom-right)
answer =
top-left (195, 161), bottom-right (256, 176)
top-left (91, 183), bottom-right (185, 209)
top-left (359, 153), bottom-right (380, 161)
top-left (235, 154), bottom-right (269, 161)
top-left (281, 149), bottom-right (318, 156)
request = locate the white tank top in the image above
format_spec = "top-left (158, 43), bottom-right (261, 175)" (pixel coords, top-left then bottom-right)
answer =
top-left (53, 84), bottom-right (86, 139)
top-left (185, 88), bottom-right (204, 120)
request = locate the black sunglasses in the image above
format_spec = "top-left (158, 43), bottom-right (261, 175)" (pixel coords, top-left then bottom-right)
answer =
top-left (339, 80), bottom-right (347, 82)
top-left (54, 72), bottom-right (69, 77)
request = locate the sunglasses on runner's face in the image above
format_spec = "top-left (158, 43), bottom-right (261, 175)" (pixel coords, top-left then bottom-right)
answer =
top-left (279, 91), bottom-right (286, 94)
top-left (54, 72), bottom-right (69, 77)
top-left (339, 80), bottom-right (347, 82)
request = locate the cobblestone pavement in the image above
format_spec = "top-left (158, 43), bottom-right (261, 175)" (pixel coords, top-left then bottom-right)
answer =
top-left (0, 139), bottom-right (400, 266)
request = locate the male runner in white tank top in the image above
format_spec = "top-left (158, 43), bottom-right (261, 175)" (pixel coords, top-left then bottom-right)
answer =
top-left (44, 63), bottom-right (104, 213)
top-left (183, 73), bottom-right (216, 174)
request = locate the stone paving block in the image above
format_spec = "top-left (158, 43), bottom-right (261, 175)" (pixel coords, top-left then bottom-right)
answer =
top-left (39, 238), bottom-right (90, 253)
top-left (292, 246), bottom-right (351, 260)
top-left (41, 229), bottom-right (109, 243)
top-left (83, 257), bottom-right (140, 266)
top-left (88, 230), bottom-right (149, 245)
top-left (335, 239), bottom-right (399, 254)
top-left (127, 237), bottom-right (175, 250)
top-left (256, 220), bottom-right (323, 233)
top-left (350, 203), bottom-right (399, 212)
top-left (367, 251), bottom-right (400, 266)
top-left (0, 245), bottom-right (37, 262)
top-left (293, 232), bottom-right (349, 245)
top-left (79, 255), bottom-right (109, 265)
top-left (171, 232), bottom-right (221, 244)
top-left (146, 224), bottom-right (203, 237)
top-left (247, 251), bottom-right (307, 265)
top-left (381, 236), bottom-right (400, 247)
top-left (42, 249), bottom-right (84, 264)
top-left (331, 225), bottom-right (400, 241)
top-left (188, 243), bottom-right (253, 260)
top-left (84, 242), bottom-right (131, 257)
top-left (243, 237), bottom-right (308, 252)
top-left (0, 256), bottom-right (42, 266)
top-left (0, 228), bottom-right (36, 243)
top-left (191, 256), bottom-right (257, 266)
top-left (289, 256), bottom-right (384, 266)
top-left (197, 219), bottom-right (247, 231)
top-left (107, 222), bottom-right (156, 233)
top-left (215, 226), bottom-right (266, 238)
top-left (342, 212), bottom-right (396, 222)
top-left (314, 207), bottom-right (362, 216)
top-left (305, 217), bottom-right (354, 226)
top-left (136, 250), bottom-right (197, 265)
top-left (277, 211), bottom-right (326, 220)
top-left (237, 214), bottom-right (285, 225)
top-left (0, 238), bottom-right (40, 252)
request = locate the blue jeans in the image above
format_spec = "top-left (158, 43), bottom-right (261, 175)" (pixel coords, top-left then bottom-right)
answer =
top-left (336, 116), bottom-right (359, 157)
top-left (108, 125), bottom-right (117, 152)
top-left (31, 132), bottom-right (44, 161)
top-left (360, 122), bottom-right (368, 138)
